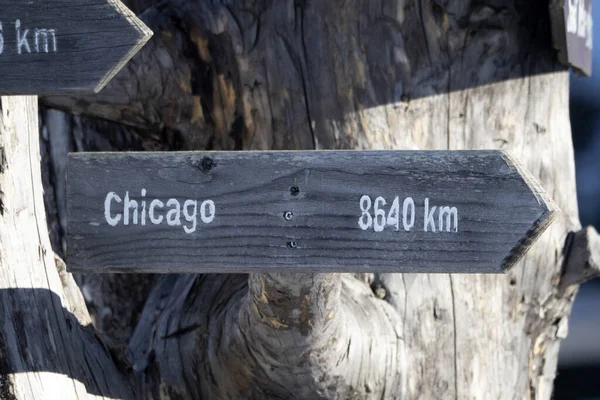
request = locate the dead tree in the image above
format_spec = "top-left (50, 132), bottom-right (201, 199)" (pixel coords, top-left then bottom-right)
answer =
top-left (1, 0), bottom-right (598, 398)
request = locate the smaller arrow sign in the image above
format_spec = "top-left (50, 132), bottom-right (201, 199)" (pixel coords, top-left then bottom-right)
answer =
top-left (550, 0), bottom-right (593, 76)
top-left (0, 0), bottom-right (152, 94)
top-left (67, 150), bottom-right (558, 274)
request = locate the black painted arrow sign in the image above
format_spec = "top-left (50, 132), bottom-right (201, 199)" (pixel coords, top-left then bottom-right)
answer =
top-left (0, 0), bottom-right (152, 94)
top-left (67, 151), bottom-right (558, 274)
top-left (550, 0), bottom-right (592, 76)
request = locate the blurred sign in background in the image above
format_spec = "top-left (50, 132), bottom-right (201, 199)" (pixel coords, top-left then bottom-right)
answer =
top-left (555, 2), bottom-right (600, 399)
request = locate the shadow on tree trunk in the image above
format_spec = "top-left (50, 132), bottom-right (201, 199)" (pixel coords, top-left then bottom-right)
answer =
top-left (0, 288), bottom-right (134, 399)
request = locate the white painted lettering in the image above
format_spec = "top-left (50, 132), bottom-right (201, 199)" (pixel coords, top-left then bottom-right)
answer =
top-left (104, 192), bottom-right (122, 226)
top-left (373, 196), bottom-right (387, 232)
top-left (103, 190), bottom-right (215, 233)
top-left (402, 197), bottom-right (415, 231)
top-left (183, 200), bottom-right (198, 233)
top-left (15, 20), bottom-right (30, 54)
top-left (200, 200), bottom-right (216, 224)
top-left (34, 28), bottom-right (57, 53)
top-left (149, 199), bottom-right (164, 224)
top-left (358, 195), bottom-right (373, 230)
top-left (123, 192), bottom-right (138, 225)
top-left (567, 0), bottom-right (579, 34)
top-left (387, 196), bottom-right (400, 231)
top-left (424, 198), bottom-right (436, 232)
top-left (578, 0), bottom-right (586, 35)
top-left (438, 206), bottom-right (458, 233)
top-left (140, 189), bottom-right (147, 226)
top-left (586, 8), bottom-right (593, 49)
top-left (358, 195), bottom-right (458, 233)
top-left (566, 0), bottom-right (593, 49)
top-left (166, 199), bottom-right (181, 226)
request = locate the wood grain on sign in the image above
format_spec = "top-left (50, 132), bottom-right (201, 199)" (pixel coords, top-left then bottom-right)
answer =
top-left (0, 0), bottom-right (152, 94)
top-left (67, 151), bottom-right (558, 274)
top-left (550, 0), bottom-right (593, 76)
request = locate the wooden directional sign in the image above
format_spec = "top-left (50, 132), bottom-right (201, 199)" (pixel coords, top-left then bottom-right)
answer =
top-left (0, 0), bottom-right (152, 94)
top-left (67, 151), bottom-right (557, 274)
top-left (550, 0), bottom-right (593, 76)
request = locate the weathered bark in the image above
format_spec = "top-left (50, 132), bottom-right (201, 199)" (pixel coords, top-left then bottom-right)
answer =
top-left (24, 0), bottom-right (592, 399)
top-left (0, 96), bottom-right (133, 399)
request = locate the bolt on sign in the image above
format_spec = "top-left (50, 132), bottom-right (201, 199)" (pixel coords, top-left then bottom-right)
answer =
top-left (550, 0), bottom-right (593, 76)
top-left (0, 0), bottom-right (152, 94)
top-left (66, 150), bottom-right (558, 274)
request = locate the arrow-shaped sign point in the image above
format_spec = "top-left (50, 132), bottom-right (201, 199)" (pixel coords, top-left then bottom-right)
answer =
top-left (0, 0), bottom-right (153, 94)
top-left (498, 151), bottom-right (559, 272)
top-left (93, 0), bottom-right (153, 93)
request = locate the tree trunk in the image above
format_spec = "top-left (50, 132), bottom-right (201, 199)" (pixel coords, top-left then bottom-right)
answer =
top-left (0, 96), bottom-right (132, 399)
top-left (0, 0), bottom-right (593, 399)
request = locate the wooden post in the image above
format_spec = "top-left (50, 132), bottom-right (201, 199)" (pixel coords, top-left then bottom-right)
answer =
top-left (0, 96), bottom-right (132, 398)
top-left (0, 1), bottom-right (152, 397)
